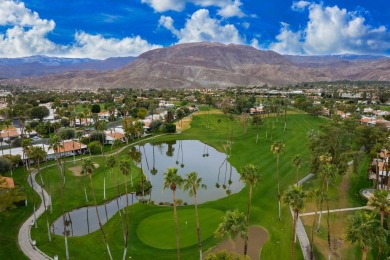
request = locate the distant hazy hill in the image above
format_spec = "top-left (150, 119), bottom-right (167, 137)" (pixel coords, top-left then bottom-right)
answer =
top-left (0, 55), bottom-right (135, 78)
top-left (1, 42), bottom-right (390, 88)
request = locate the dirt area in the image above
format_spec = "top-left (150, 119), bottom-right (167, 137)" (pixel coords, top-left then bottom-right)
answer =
top-left (175, 110), bottom-right (222, 132)
top-left (206, 226), bottom-right (268, 260)
top-left (301, 212), bottom-right (353, 259)
top-left (300, 166), bottom-right (357, 259)
top-left (175, 115), bottom-right (193, 132)
top-left (69, 163), bottom-right (99, 176)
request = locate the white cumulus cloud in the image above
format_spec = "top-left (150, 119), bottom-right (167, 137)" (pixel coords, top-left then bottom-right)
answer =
top-left (0, 0), bottom-right (161, 58)
top-left (159, 9), bottom-right (244, 44)
top-left (68, 32), bottom-right (162, 59)
top-left (143, 0), bottom-right (245, 18)
top-left (0, 0), bottom-right (60, 57)
top-left (141, 0), bottom-right (186, 12)
top-left (270, 2), bottom-right (390, 55)
top-left (217, 0), bottom-right (245, 18)
top-left (291, 1), bottom-right (310, 11)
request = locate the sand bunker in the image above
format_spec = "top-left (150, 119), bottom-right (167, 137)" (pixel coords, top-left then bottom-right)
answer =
top-left (69, 163), bottom-right (99, 176)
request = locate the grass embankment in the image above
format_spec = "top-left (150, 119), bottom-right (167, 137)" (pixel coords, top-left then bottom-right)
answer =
top-left (3, 109), bottom-right (341, 259)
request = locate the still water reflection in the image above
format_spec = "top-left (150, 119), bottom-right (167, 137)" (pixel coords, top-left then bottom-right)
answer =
top-left (138, 140), bottom-right (243, 204)
top-left (51, 193), bottom-right (136, 237)
top-left (52, 140), bottom-right (243, 237)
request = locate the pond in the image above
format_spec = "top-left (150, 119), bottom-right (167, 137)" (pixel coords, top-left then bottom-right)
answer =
top-left (136, 140), bottom-right (243, 204)
top-left (52, 140), bottom-right (243, 237)
top-left (51, 193), bottom-right (137, 237)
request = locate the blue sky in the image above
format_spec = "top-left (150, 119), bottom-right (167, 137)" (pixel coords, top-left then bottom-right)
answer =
top-left (0, 0), bottom-right (389, 59)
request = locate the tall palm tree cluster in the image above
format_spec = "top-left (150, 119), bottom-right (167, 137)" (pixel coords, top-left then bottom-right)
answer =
top-left (303, 115), bottom-right (390, 260)
top-left (163, 168), bottom-right (207, 260)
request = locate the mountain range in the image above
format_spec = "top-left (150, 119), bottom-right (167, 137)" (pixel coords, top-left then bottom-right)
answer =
top-left (1, 42), bottom-right (390, 89)
top-left (0, 56), bottom-right (135, 79)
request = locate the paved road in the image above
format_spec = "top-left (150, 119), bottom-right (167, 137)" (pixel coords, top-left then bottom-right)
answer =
top-left (292, 173), bottom-right (315, 260)
top-left (300, 206), bottom-right (371, 216)
top-left (18, 169), bottom-right (53, 260)
top-left (290, 208), bottom-right (311, 260)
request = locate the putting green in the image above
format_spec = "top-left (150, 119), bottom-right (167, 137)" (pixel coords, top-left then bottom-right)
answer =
top-left (137, 208), bottom-right (224, 249)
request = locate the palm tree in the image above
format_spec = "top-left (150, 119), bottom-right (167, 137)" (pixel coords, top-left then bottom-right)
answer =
top-left (119, 159), bottom-right (132, 260)
top-left (4, 119), bottom-right (12, 156)
top-left (282, 185), bottom-right (307, 260)
top-left (48, 134), bottom-right (69, 259)
top-left (214, 209), bottom-right (248, 252)
top-left (48, 134), bottom-right (64, 184)
top-left (368, 189), bottom-right (390, 228)
top-left (271, 140), bottom-right (285, 221)
top-left (106, 155), bottom-right (126, 244)
top-left (163, 168), bottom-right (184, 260)
top-left (239, 164), bottom-right (262, 256)
top-left (345, 211), bottom-right (385, 260)
top-left (81, 158), bottom-right (113, 260)
top-left (318, 163), bottom-right (336, 192)
top-left (307, 188), bottom-right (327, 259)
top-left (183, 172), bottom-right (207, 260)
top-left (292, 154), bottom-right (302, 185)
top-left (21, 138), bottom-right (32, 170)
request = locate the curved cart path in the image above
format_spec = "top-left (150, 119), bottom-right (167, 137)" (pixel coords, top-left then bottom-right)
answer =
top-left (18, 169), bottom-right (53, 260)
top-left (17, 134), bottom-right (166, 259)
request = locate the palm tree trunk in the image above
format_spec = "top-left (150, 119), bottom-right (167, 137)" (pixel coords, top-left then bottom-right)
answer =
top-left (89, 173), bottom-right (113, 260)
top-left (291, 211), bottom-right (298, 260)
top-left (276, 155), bottom-right (281, 222)
top-left (84, 187), bottom-right (89, 202)
top-left (311, 209), bottom-right (317, 259)
top-left (103, 172), bottom-right (106, 200)
top-left (317, 202), bottom-right (323, 232)
top-left (193, 190), bottom-right (202, 260)
top-left (38, 162), bottom-right (51, 242)
top-left (377, 246), bottom-right (382, 260)
top-left (122, 172), bottom-right (129, 260)
top-left (173, 189), bottom-right (180, 260)
top-left (244, 184), bottom-right (253, 256)
top-left (380, 211), bottom-right (384, 229)
top-left (60, 180), bottom-right (69, 259)
top-left (376, 154), bottom-right (379, 189)
top-left (362, 248), bottom-right (367, 260)
top-left (110, 167), bottom-right (125, 244)
top-left (327, 198), bottom-right (331, 260)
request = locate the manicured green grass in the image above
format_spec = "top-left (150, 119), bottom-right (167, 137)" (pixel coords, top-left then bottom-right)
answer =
top-left (0, 167), bottom-right (39, 260)
top-left (137, 208), bottom-right (223, 249)
top-left (3, 110), bottom-right (335, 260)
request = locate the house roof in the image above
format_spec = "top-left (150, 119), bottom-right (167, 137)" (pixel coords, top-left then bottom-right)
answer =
top-left (106, 132), bottom-right (125, 139)
top-left (52, 140), bottom-right (86, 154)
top-left (360, 117), bottom-right (374, 123)
top-left (0, 130), bottom-right (19, 138)
top-left (0, 176), bottom-right (14, 189)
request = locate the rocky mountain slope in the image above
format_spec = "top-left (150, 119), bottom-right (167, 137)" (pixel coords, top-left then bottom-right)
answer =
top-left (1, 42), bottom-right (389, 89)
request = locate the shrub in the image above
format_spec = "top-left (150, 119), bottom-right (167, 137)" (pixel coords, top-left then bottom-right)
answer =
top-left (90, 131), bottom-right (106, 144)
top-left (0, 157), bottom-right (13, 174)
top-left (164, 123), bottom-right (176, 133)
top-left (87, 141), bottom-right (102, 154)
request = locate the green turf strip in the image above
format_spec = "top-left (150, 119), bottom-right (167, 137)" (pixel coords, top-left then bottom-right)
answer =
top-left (137, 208), bottom-right (223, 249)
